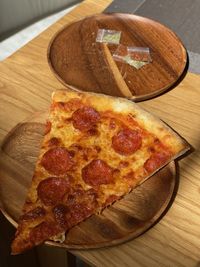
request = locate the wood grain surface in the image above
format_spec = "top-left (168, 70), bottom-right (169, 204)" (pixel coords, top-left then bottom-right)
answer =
top-left (0, 112), bottom-right (176, 249)
top-left (0, 0), bottom-right (200, 266)
top-left (48, 13), bottom-right (187, 101)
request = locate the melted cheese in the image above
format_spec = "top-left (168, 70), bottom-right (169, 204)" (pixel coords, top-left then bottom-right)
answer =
top-left (37, 98), bottom-right (157, 207)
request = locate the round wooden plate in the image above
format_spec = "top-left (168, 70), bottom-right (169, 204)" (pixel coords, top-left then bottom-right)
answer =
top-left (48, 13), bottom-right (187, 102)
top-left (0, 113), bottom-right (177, 249)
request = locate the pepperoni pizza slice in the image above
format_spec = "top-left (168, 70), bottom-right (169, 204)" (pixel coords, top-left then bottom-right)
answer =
top-left (11, 89), bottom-right (189, 254)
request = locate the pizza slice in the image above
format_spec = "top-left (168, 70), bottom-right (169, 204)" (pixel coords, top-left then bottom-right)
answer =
top-left (11, 88), bottom-right (189, 254)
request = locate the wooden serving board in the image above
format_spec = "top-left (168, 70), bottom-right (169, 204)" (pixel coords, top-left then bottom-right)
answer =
top-left (0, 112), bottom-right (177, 249)
top-left (48, 13), bottom-right (187, 101)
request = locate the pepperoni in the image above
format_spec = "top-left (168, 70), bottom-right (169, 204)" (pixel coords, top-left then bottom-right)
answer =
top-left (65, 202), bottom-right (95, 228)
top-left (53, 204), bottom-right (69, 229)
top-left (55, 187), bottom-right (98, 228)
top-left (72, 106), bottom-right (100, 131)
top-left (144, 151), bottom-right (171, 173)
top-left (48, 137), bottom-right (61, 146)
top-left (112, 129), bottom-right (142, 155)
top-left (82, 159), bottom-right (114, 186)
top-left (41, 147), bottom-right (74, 175)
top-left (65, 187), bottom-right (98, 206)
top-left (21, 207), bottom-right (46, 221)
top-left (29, 221), bottom-right (60, 244)
top-left (87, 128), bottom-right (99, 136)
top-left (54, 194), bottom-right (97, 229)
top-left (37, 177), bottom-right (70, 206)
top-left (67, 187), bottom-right (86, 204)
top-left (71, 203), bottom-right (94, 221)
top-left (44, 121), bottom-right (51, 135)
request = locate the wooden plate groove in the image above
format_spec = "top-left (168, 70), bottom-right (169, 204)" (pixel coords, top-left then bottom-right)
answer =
top-left (47, 13), bottom-right (187, 101)
top-left (0, 113), bottom-right (177, 249)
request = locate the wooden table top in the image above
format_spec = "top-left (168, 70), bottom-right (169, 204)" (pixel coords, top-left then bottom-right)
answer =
top-left (0, 0), bottom-right (199, 266)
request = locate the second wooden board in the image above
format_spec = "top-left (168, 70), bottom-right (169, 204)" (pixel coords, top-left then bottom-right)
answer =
top-left (48, 13), bottom-right (187, 101)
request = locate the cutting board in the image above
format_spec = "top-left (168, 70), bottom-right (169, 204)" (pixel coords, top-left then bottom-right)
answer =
top-left (0, 112), bottom-right (177, 249)
top-left (48, 13), bottom-right (187, 101)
